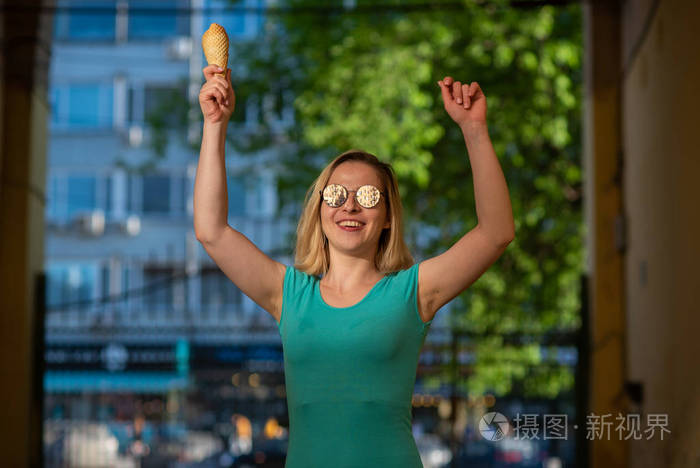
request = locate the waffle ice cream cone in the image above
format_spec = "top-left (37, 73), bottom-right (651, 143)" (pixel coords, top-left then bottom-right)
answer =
top-left (202, 23), bottom-right (229, 77)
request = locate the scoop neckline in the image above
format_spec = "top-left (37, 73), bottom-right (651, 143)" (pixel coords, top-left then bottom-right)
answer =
top-left (316, 274), bottom-right (390, 310)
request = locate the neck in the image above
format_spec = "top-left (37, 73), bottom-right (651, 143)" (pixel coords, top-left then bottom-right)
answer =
top-left (323, 250), bottom-right (383, 289)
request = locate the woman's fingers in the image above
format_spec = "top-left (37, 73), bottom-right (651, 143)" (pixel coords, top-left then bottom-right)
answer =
top-left (214, 82), bottom-right (228, 100)
top-left (441, 76), bottom-right (464, 105)
top-left (443, 76), bottom-right (455, 102)
top-left (439, 76), bottom-right (481, 109)
top-left (214, 75), bottom-right (231, 104)
top-left (202, 64), bottom-right (226, 80)
top-left (206, 83), bottom-right (226, 106)
top-left (452, 81), bottom-right (462, 104)
top-left (216, 73), bottom-right (229, 87)
top-left (200, 72), bottom-right (233, 108)
top-left (199, 67), bottom-right (234, 122)
top-left (212, 76), bottom-right (228, 94)
top-left (470, 82), bottom-right (482, 100)
top-left (438, 79), bottom-right (453, 105)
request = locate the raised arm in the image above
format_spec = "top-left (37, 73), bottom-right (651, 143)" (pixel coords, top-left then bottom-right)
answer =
top-left (417, 76), bottom-right (515, 323)
top-left (194, 65), bottom-right (286, 322)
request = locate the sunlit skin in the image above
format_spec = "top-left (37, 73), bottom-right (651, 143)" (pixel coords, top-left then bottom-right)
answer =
top-left (319, 161), bottom-right (391, 295)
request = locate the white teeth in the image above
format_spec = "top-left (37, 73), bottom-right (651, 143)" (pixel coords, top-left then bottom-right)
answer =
top-left (338, 221), bottom-right (363, 227)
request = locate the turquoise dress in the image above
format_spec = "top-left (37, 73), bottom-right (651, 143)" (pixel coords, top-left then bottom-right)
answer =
top-left (277, 262), bottom-right (433, 468)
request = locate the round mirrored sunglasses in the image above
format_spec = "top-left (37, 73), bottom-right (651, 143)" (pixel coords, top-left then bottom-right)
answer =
top-left (320, 184), bottom-right (385, 209)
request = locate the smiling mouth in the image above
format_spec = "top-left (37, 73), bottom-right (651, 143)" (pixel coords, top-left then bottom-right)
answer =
top-left (336, 222), bottom-right (365, 232)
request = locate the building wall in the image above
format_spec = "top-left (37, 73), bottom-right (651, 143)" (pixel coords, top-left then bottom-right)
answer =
top-left (44, 0), bottom-right (289, 338)
top-left (621, 0), bottom-right (700, 467)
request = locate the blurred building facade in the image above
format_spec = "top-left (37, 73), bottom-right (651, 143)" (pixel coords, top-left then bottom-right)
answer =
top-left (38, 1), bottom-right (451, 465)
top-left (45, 0), bottom-right (282, 341)
top-left (43, 0), bottom-right (292, 424)
top-left (40, 2), bottom-right (298, 465)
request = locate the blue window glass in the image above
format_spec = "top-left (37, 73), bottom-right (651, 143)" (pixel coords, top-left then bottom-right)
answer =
top-left (47, 263), bottom-right (97, 306)
top-left (65, 84), bottom-right (113, 128)
top-left (142, 175), bottom-right (171, 213)
top-left (46, 175), bottom-right (61, 221)
top-left (67, 176), bottom-right (97, 217)
top-left (129, 0), bottom-right (189, 40)
top-left (49, 86), bottom-right (61, 127)
top-left (53, 0), bottom-right (116, 41)
top-left (143, 268), bottom-right (173, 307)
top-left (143, 84), bottom-right (187, 126)
top-left (201, 268), bottom-right (242, 306)
top-left (227, 174), bottom-right (246, 217)
top-left (173, 175), bottom-right (186, 214)
top-left (257, 0), bottom-right (266, 31)
top-left (104, 175), bottom-right (113, 216)
top-left (101, 264), bottom-right (110, 297)
top-left (122, 266), bottom-right (130, 296)
top-left (205, 0), bottom-right (246, 37)
top-left (68, 86), bottom-right (98, 126)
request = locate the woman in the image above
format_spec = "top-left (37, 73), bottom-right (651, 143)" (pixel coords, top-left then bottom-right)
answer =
top-left (195, 64), bottom-right (515, 467)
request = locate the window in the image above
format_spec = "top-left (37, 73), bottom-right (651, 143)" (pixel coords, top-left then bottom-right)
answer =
top-left (50, 83), bottom-right (114, 129)
top-left (246, 173), bottom-right (271, 216)
top-left (67, 175), bottom-right (97, 217)
top-left (47, 263), bottom-right (98, 306)
top-left (126, 173), bottom-right (135, 212)
top-left (127, 87), bottom-right (136, 123)
top-left (46, 175), bottom-right (62, 221)
top-left (174, 175), bottom-right (187, 214)
top-left (101, 264), bottom-right (110, 298)
top-left (205, 0), bottom-right (246, 37)
top-left (142, 175), bottom-right (171, 214)
top-left (122, 264), bottom-right (130, 299)
top-left (104, 175), bottom-right (113, 217)
top-left (201, 269), bottom-right (242, 307)
top-left (143, 84), bottom-right (187, 127)
top-left (49, 87), bottom-right (61, 126)
top-left (128, 0), bottom-right (189, 40)
top-left (45, 173), bottom-right (119, 222)
top-left (227, 174), bottom-right (247, 217)
top-left (143, 267), bottom-right (174, 308)
top-left (53, 0), bottom-right (117, 41)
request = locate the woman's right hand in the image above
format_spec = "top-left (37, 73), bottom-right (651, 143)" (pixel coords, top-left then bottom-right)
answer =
top-left (199, 65), bottom-right (235, 124)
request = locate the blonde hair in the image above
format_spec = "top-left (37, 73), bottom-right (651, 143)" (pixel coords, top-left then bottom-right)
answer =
top-left (293, 149), bottom-right (414, 276)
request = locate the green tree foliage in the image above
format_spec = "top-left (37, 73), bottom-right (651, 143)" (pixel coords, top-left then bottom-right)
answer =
top-left (150, 0), bottom-right (584, 399)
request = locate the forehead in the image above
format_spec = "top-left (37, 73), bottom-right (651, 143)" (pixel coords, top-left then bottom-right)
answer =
top-left (328, 161), bottom-right (383, 189)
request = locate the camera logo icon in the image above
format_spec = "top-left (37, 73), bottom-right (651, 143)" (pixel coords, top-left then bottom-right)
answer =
top-left (479, 412), bottom-right (510, 441)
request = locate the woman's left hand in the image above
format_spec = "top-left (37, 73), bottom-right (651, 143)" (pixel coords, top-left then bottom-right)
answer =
top-left (438, 76), bottom-right (487, 128)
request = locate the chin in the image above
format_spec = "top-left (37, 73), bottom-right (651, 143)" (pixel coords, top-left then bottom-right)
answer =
top-left (331, 237), bottom-right (380, 254)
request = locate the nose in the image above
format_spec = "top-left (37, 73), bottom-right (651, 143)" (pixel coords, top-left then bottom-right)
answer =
top-left (342, 191), bottom-right (360, 211)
